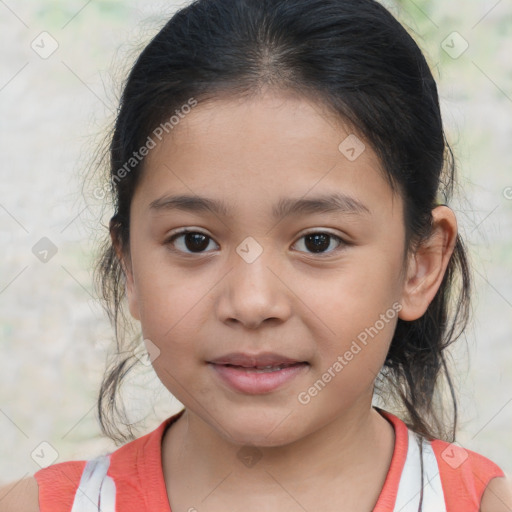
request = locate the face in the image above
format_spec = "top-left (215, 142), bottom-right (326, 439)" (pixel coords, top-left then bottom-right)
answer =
top-left (122, 89), bottom-right (410, 447)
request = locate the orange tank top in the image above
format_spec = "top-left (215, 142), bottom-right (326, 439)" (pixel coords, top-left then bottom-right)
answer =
top-left (34, 409), bottom-right (504, 511)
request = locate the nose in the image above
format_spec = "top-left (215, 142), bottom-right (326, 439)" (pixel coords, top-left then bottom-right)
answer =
top-left (215, 247), bottom-right (292, 330)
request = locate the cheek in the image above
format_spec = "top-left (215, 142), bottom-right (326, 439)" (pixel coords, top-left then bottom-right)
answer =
top-left (130, 248), bottom-right (210, 348)
top-left (307, 256), bottom-right (402, 330)
top-left (300, 252), bottom-right (403, 372)
top-left (135, 272), bottom-right (209, 391)
top-left (300, 297), bottom-right (399, 416)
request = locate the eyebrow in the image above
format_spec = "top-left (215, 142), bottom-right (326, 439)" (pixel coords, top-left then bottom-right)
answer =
top-left (149, 192), bottom-right (371, 219)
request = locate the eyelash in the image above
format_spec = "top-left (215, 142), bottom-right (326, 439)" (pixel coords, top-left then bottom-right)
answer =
top-left (164, 229), bottom-right (348, 257)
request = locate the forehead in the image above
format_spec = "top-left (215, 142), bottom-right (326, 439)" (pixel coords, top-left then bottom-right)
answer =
top-left (135, 90), bottom-right (399, 219)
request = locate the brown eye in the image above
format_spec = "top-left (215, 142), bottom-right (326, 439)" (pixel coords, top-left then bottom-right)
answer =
top-left (294, 232), bottom-right (345, 255)
top-left (166, 230), bottom-right (218, 254)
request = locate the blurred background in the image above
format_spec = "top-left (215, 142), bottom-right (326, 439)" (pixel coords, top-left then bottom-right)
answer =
top-left (0, 0), bottom-right (511, 484)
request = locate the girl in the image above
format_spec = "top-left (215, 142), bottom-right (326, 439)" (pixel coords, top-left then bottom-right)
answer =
top-left (2, 0), bottom-right (511, 510)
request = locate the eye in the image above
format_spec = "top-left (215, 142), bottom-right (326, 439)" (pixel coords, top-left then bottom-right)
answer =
top-left (165, 229), bottom-right (347, 256)
top-left (165, 229), bottom-right (218, 254)
top-left (293, 231), bottom-right (346, 256)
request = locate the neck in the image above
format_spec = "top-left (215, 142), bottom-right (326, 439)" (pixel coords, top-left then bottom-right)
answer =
top-left (162, 401), bottom-right (395, 507)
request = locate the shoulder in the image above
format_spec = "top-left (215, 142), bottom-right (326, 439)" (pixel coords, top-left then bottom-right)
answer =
top-left (0, 476), bottom-right (40, 512)
top-left (33, 460), bottom-right (86, 512)
top-left (430, 438), bottom-right (508, 511)
top-left (480, 474), bottom-right (512, 512)
top-left (0, 413), bottom-right (183, 512)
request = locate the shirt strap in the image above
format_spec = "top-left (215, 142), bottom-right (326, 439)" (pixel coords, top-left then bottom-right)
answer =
top-left (70, 454), bottom-right (116, 512)
top-left (394, 430), bottom-right (447, 511)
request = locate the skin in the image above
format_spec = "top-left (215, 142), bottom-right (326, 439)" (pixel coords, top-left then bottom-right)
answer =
top-left (118, 87), bottom-right (455, 511)
top-left (1, 88), bottom-right (511, 512)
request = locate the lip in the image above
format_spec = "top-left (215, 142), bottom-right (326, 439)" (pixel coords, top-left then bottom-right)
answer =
top-left (207, 352), bottom-right (309, 394)
top-left (208, 352), bottom-right (305, 367)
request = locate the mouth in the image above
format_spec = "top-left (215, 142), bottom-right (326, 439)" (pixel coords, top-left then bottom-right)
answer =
top-left (208, 352), bottom-right (308, 368)
top-left (216, 362), bottom-right (306, 373)
top-left (207, 352), bottom-right (309, 394)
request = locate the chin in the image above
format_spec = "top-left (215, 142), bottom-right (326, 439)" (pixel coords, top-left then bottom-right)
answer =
top-left (212, 405), bottom-right (303, 448)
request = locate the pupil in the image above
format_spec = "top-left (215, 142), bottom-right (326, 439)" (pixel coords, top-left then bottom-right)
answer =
top-left (306, 234), bottom-right (329, 253)
top-left (185, 233), bottom-right (209, 252)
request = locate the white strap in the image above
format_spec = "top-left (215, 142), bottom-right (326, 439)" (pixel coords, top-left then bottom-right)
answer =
top-left (393, 430), bottom-right (446, 511)
top-left (71, 455), bottom-right (116, 512)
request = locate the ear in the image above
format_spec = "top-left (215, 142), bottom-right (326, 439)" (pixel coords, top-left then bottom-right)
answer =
top-left (398, 206), bottom-right (458, 321)
top-left (109, 219), bottom-right (140, 321)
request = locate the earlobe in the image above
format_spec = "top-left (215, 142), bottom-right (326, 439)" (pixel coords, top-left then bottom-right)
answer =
top-left (398, 206), bottom-right (458, 322)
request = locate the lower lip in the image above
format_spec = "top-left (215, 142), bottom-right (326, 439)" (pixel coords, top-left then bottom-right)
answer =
top-left (209, 363), bottom-right (308, 394)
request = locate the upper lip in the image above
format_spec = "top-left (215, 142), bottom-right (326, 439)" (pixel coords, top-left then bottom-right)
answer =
top-left (208, 352), bottom-right (307, 368)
